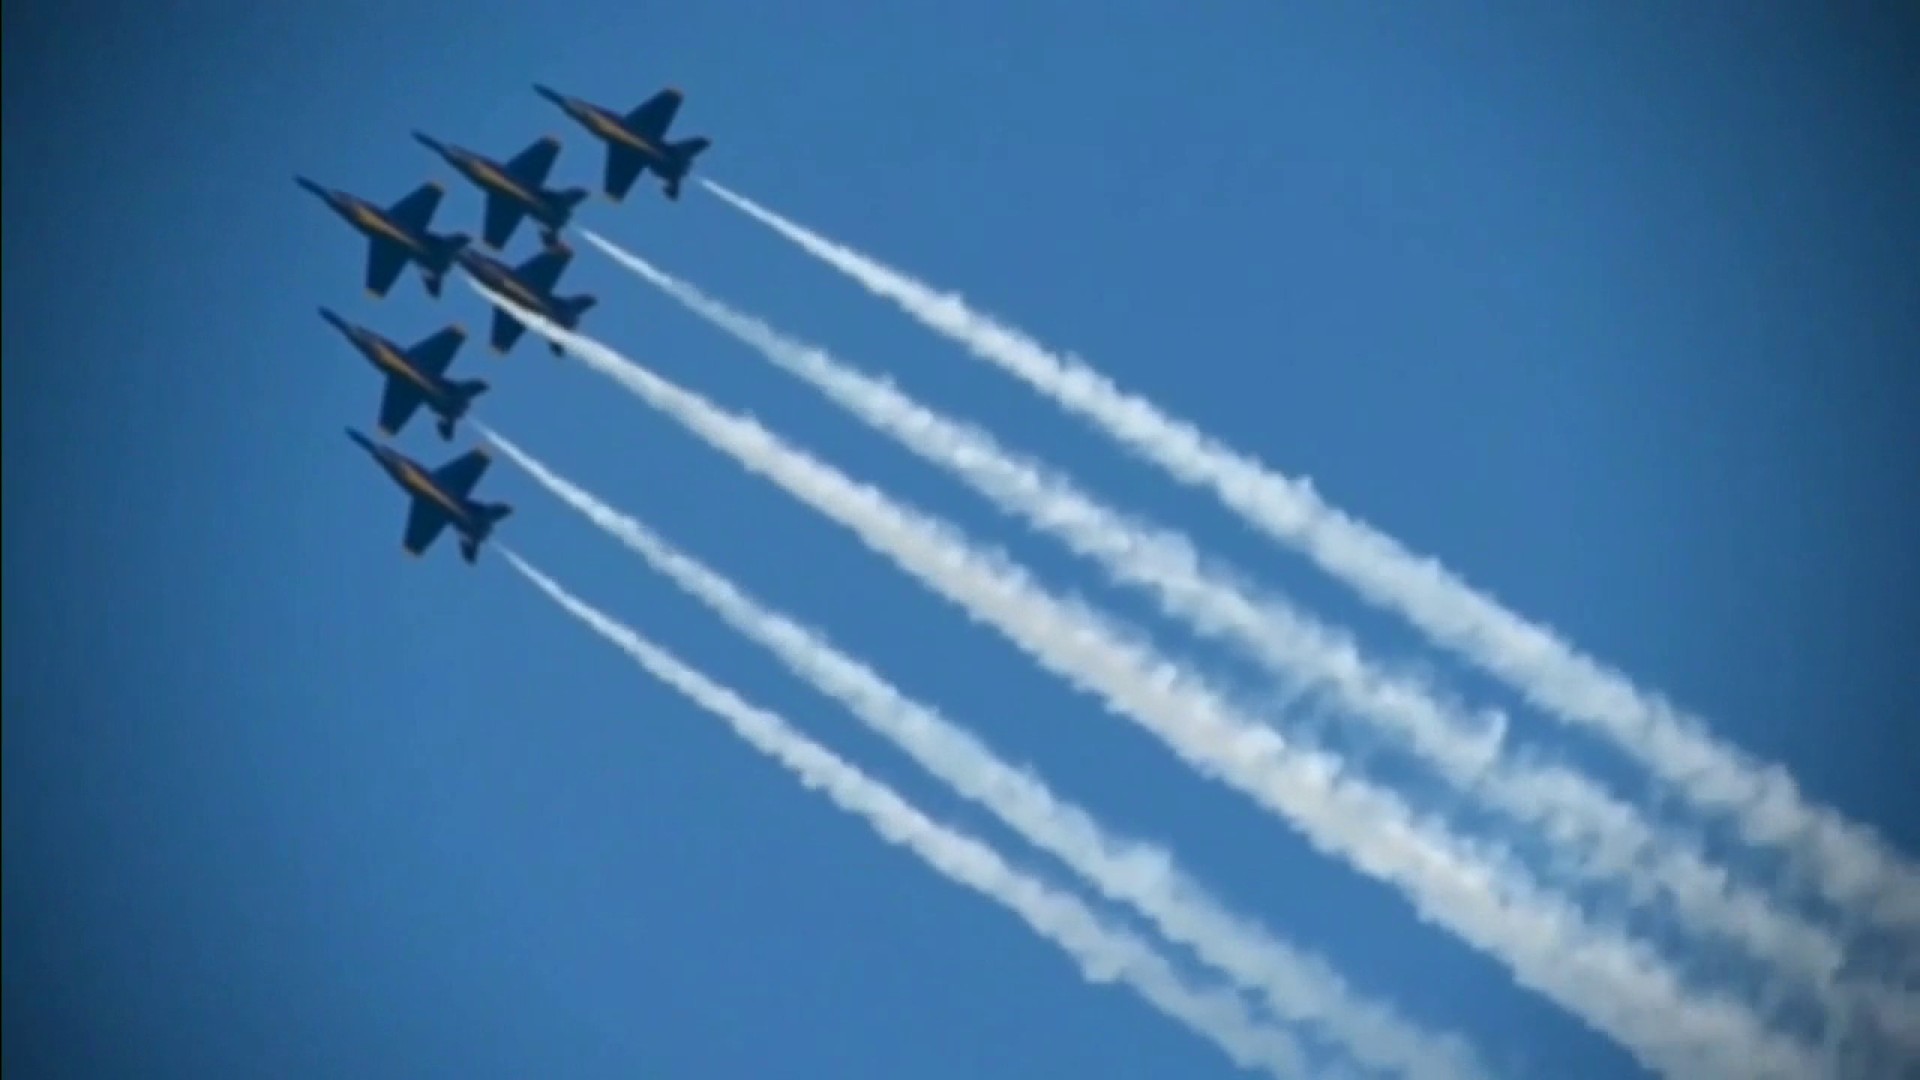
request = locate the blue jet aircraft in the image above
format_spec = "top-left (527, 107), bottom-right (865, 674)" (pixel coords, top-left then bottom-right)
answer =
top-left (321, 308), bottom-right (487, 440)
top-left (456, 243), bottom-right (597, 357)
top-left (297, 177), bottom-right (470, 298)
top-left (413, 131), bottom-right (589, 251)
top-left (347, 429), bottom-right (511, 563)
top-left (534, 84), bottom-right (710, 202)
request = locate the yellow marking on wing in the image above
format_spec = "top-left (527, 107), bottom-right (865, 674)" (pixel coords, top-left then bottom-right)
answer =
top-left (591, 113), bottom-right (659, 155)
top-left (497, 278), bottom-right (543, 309)
top-left (354, 206), bottom-right (426, 252)
top-left (473, 160), bottom-right (533, 201)
top-left (397, 463), bottom-right (470, 520)
top-left (372, 343), bottom-right (440, 395)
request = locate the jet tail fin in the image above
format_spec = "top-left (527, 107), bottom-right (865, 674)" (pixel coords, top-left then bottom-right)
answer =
top-left (433, 232), bottom-right (472, 260)
top-left (562, 294), bottom-right (598, 326)
top-left (556, 187), bottom-right (590, 209)
top-left (461, 503), bottom-right (512, 561)
top-left (669, 137), bottom-right (711, 167)
top-left (662, 139), bottom-right (708, 200)
top-left (420, 232), bottom-right (472, 297)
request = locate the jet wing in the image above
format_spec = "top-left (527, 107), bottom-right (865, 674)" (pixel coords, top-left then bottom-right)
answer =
top-left (625, 88), bottom-right (683, 140)
top-left (490, 306), bottom-right (529, 354)
top-left (406, 325), bottom-right (468, 376)
top-left (387, 181), bottom-right (445, 231)
top-left (364, 238), bottom-right (411, 297)
top-left (506, 136), bottom-right (563, 186)
top-left (377, 377), bottom-right (427, 437)
top-left (603, 145), bottom-right (648, 203)
top-left (431, 447), bottom-right (493, 499)
top-left (402, 499), bottom-right (451, 556)
top-left (482, 191), bottom-right (531, 250)
top-left (514, 245), bottom-right (574, 296)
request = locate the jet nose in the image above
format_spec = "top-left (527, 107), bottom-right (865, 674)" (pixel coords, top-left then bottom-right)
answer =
top-left (532, 83), bottom-right (566, 106)
top-left (318, 306), bottom-right (351, 333)
top-left (411, 130), bottom-right (447, 155)
top-left (295, 175), bottom-right (331, 200)
top-left (345, 426), bottom-right (377, 454)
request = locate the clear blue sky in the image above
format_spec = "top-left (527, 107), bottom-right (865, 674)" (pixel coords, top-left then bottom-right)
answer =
top-left (6, 3), bottom-right (1917, 1077)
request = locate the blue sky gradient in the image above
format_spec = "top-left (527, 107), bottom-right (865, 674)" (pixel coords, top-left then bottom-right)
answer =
top-left (6, 3), bottom-right (1918, 1077)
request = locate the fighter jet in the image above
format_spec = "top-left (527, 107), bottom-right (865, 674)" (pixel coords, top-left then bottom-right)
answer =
top-left (296, 177), bottom-right (470, 298)
top-left (320, 308), bottom-right (488, 441)
top-left (412, 131), bottom-right (590, 251)
top-left (346, 428), bottom-right (511, 564)
top-left (456, 243), bottom-right (598, 357)
top-left (533, 84), bottom-right (710, 202)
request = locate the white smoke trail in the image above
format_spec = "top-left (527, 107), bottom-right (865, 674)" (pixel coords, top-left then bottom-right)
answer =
top-left (500, 550), bottom-right (1313, 1079)
top-left (487, 432), bottom-right (1495, 1080)
top-left (470, 281), bottom-right (1821, 1078)
top-left (695, 179), bottom-right (1920, 939)
top-left (584, 236), bottom-right (1858, 1011)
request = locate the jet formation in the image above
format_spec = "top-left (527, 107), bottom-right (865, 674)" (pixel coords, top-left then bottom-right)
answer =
top-left (301, 83), bottom-right (711, 563)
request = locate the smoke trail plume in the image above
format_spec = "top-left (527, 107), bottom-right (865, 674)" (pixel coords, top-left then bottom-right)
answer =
top-left (584, 236), bottom-right (1855, 1011)
top-left (489, 433), bottom-right (1495, 1080)
top-left (502, 550), bottom-right (1312, 1078)
top-left (471, 283), bottom-right (1820, 1078)
top-left (694, 179), bottom-right (1920, 940)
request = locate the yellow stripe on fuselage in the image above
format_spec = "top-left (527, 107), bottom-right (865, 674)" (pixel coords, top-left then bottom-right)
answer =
top-left (472, 160), bottom-right (535, 203)
top-left (397, 462), bottom-right (470, 523)
top-left (353, 206), bottom-right (426, 253)
top-left (589, 113), bottom-right (662, 158)
top-left (372, 343), bottom-right (442, 398)
top-left (487, 271), bottom-right (548, 313)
